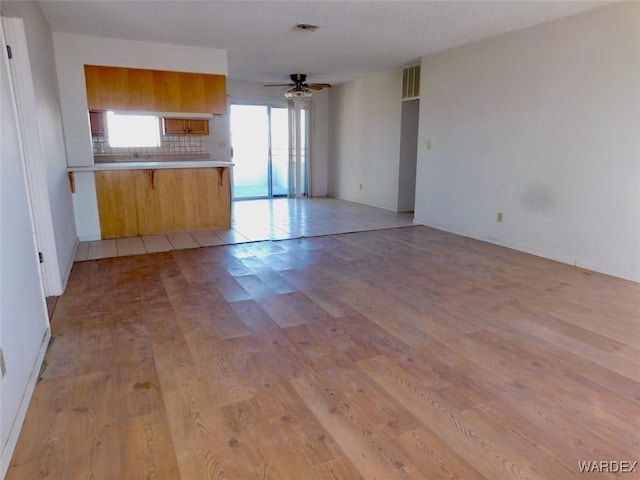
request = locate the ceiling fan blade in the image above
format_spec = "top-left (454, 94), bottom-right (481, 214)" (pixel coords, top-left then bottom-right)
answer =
top-left (266, 75), bottom-right (331, 94)
top-left (306, 83), bottom-right (332, 90)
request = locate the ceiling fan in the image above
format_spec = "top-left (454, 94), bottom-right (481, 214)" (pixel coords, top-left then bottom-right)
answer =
top-left (264, 73), bottom-right (331, 99)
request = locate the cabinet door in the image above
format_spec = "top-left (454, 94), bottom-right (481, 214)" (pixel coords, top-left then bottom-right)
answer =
top-left (134, 170), bottom-right (164, 236)
top-left (85, 65), bottom-right (128, 110)
top-left (178, 72), bottom-right (205, 113)
top-left (177, 168), bottom-right (231, 229)
top-left (95, 170), bottom-right (139, 238)
top-left (138, 168), bottom-right (230, 234)
top-left (186, 119), bottom-right (209, 135)
top-left (127, 68), bottom-right (156, 111)
top-left (162, 118), bottom-right (186, 135)
top-left (174, 72), bottom-right (226, 114)
top-left (162, 118), bottom-right (209, 135)
top-left (203, 74), bottom-right (227, 115)
top-left (153, 70), bottom-right (181, 112)
top-left (135, 169), bottom-right (188, 234)
top-left (89, 111), bottom-right (104, 135)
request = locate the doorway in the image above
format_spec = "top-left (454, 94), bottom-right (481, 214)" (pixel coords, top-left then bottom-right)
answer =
top-left (230, 104), bottom-right (307, 199)
top-left (397, 99), bottom-right (419, 212)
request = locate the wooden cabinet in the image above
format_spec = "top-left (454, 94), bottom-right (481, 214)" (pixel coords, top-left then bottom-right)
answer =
top-left (126, 68), bottom-right (156, 111)
top-left (84, 65), bottom-right (227, 114)
top-left (95, 168), bottom-right (231, 239)
top-left (89, 110), bottom-right (105, 135)
top-left (162, 118), bottom-right (209, 135)
top-left (84, 66), bottom-right (128, 111)
top-left (95, 170), bottom-right (140, 238)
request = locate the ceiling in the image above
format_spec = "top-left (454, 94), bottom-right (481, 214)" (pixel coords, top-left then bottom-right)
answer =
top-left (38, 1), bottom-right (610, 86)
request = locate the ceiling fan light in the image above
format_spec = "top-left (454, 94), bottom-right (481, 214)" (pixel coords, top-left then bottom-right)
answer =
top-left (284, 89), bottom-right (313, 100)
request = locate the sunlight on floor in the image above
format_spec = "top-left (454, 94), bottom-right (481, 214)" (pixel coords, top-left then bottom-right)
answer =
top-left (74, 197), bottom-right (415, 261)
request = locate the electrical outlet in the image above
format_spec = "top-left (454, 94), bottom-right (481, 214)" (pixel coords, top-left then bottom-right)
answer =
top-left (497, 212), bottom-right (504, 223)
top-left (359, 183), bottom-right (363, 190)
top-left (426, 140), bottom-right (432, 150)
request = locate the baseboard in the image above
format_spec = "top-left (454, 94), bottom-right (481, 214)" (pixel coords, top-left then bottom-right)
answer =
top-left (60, 237), bottom-right (79, 294)
top-left (0, 328), bottom-right (51, 479)
top-left (78, 235), bottom-right (100, 242)
top-left (326, 194), bottom-right (398, 213)
top-left (414, 217), bottom-right (640, 283)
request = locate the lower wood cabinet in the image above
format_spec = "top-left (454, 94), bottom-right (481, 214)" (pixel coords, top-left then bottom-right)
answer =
top-left (95, 167), bottom-right (231, 239)
top-left (95, 170), bottom-right (139, 238)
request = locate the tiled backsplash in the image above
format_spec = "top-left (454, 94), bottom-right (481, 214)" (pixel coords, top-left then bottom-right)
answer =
top-left (93, 134), bottom-right (208, 157)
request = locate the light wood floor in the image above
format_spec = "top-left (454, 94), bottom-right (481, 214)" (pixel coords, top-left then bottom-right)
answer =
top-left (8, 226), bottom-right (639, 479)
top-left (74, 197), bottom-right (415, 261)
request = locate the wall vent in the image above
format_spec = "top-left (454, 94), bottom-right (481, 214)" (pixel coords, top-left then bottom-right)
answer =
top-left (402, 64), bottom-right (420, 100)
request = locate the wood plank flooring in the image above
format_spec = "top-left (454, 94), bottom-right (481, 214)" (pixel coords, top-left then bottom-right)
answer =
top-left (7, 226), bottom-right (639, 479)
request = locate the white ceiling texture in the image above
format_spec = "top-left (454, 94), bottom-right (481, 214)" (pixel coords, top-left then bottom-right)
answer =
top-left (38, 0), bottom-right (610, 86)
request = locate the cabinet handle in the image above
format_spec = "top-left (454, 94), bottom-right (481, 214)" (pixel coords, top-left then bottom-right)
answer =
top-left (149, 169), bottom-right (156, 189)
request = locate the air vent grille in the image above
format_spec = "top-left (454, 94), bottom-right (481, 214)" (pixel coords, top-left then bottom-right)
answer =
top-left (402, 64), bottom-right (420, 100)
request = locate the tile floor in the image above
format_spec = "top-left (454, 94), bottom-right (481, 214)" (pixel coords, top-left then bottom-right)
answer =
top-left (74, 197), bottom-right (416, 262)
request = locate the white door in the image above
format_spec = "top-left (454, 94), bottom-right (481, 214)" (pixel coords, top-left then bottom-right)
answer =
top-left (2, 16), bottom-right (62, 296)
top-left (0, 20), bottom-right (50, 477)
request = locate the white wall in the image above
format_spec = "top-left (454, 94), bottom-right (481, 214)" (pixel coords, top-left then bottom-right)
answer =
top-left (227, 79), bottom-right (329, 196)
top-left (328, 69), bottom-right (402, 210)
top-left (415, 2), bottom-right (640, 282)
top-left (52, 32), bottom-right (228, 239)
top-left (0, 20), bottom-right (50, 476)
top-left (2, 2), bottom-right (77, 294)
top-left (311, 88), bottom-right (329, 197)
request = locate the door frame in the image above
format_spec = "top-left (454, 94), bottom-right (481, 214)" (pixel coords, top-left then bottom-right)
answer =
top-left (288, 100), bottom-right (311, 198)
top-left (2, 16), bottom-right (62, 296)
top-left (230, 101), bottom-right (289, 200)
top-left (0, 18), bottom-right (51, 478)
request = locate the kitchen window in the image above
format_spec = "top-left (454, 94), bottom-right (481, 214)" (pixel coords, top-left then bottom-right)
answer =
top-left (106, 111), bottom-right (161, 148)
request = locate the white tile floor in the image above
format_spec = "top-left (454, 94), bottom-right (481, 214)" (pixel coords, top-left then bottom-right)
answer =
top-left (74, 197), bottom-right (416, 262)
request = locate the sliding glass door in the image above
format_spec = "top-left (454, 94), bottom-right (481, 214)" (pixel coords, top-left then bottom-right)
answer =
top-left (230, 105), bottom-right (270, 198)
top-left (230, 104), bottom-right (307, 199)
top-left (270, 107), bottom-right (289, 197)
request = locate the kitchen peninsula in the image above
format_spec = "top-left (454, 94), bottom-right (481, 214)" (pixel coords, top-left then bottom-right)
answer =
top-left (67, 160), bottom-right (232, 239)
top-left (63, 60), bottom-right (233, 241)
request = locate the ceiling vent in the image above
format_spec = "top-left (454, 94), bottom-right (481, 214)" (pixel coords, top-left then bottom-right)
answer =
top-left (294, 23), bottom-right (319, 32)
top-left (402, 64), bottom-right (420, 100)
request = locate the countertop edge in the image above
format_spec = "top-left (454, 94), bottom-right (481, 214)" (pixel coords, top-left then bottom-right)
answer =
top-left (67, 161), bottom-right (234, 172)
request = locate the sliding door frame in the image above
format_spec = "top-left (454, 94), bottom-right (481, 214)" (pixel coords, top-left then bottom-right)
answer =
top-left (230, 100), bottom-right (289, 200)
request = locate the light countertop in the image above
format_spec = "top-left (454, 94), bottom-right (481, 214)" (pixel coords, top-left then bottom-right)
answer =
top-left (67, 160), bottom-right (234, 172)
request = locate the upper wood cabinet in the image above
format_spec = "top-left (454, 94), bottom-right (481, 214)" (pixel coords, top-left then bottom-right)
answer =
top-left (162, 118), bottom-right (209, 135)
top-left (89, 110), bottom-right (105, 135)
top-left (84, 65), bottom-right (227, 114)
